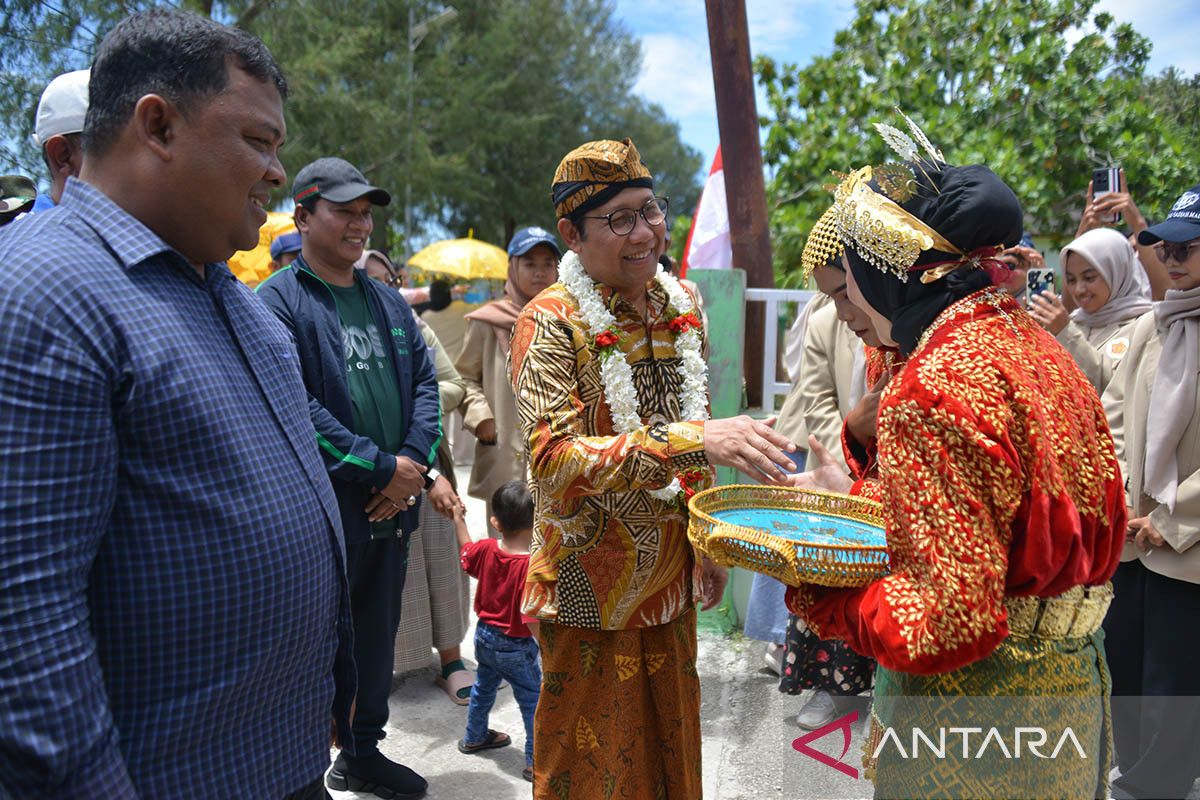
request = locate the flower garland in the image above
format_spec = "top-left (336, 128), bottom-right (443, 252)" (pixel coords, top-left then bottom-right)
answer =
top-left (557, 250), bottom-right (709, 502)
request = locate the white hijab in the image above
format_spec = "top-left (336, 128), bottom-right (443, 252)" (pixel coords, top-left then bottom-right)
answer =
top-left (1144, 285), bottom-right (1200, 511)
top-left (1062, 228), bottom-right (1152, 329)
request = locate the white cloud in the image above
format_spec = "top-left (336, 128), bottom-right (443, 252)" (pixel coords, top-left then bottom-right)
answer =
top-left (1094, 0), bottom-right (1200, 74)
top-left (635, 32), bottom-right (716, 120)
top-left (744, 0), bottom-right (813, 54)
top-left (621, 0), bottom-right (857, 158)
top-left (619, 0), bottom-right (1199, 164)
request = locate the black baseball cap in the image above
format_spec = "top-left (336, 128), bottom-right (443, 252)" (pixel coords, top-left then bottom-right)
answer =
top-left (292, 157), bottom-right (391, 206)
top-left (1138, 183), bottom-right (1200, 245)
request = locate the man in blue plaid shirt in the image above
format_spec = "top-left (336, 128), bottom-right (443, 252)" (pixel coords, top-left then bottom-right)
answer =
top-left (0, 10), bottom-right (353, 799)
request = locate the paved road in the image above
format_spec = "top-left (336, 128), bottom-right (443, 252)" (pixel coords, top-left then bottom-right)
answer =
top-left (326, 464), bottom-right (870, 799)
top-left (332, 630), bottom-right (869, 799)
top-left (329, 464), bottom-right (1198, 800)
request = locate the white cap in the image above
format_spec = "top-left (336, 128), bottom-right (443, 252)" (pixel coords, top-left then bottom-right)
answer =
top-left (31, 69), bottom-right (90, 149)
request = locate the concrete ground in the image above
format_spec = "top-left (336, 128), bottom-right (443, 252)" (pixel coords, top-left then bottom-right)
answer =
top-left (328, 463), bottom-right (1198, 800)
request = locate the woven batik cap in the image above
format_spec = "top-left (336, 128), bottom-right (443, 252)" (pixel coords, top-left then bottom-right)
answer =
top-left (551, 138), bottom-right (654, 219)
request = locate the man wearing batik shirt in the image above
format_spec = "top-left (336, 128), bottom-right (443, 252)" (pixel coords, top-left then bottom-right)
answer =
top-left (510, 137), bottom-right (797, 798)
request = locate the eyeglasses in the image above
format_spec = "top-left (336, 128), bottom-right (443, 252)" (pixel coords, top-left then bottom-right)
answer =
top-left (1153, 240), bottom-right (1200, 264)
top-left (581, 196), bottom-right (669, 236)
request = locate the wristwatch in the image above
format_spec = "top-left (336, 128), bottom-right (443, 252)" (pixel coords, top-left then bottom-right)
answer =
top-left (423, 467), bottom-right (441, 490)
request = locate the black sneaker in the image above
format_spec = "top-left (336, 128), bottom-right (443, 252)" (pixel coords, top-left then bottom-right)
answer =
top-left (326, 750), bottom-right (427, 799)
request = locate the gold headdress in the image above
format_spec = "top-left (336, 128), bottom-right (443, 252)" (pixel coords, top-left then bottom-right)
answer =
top-left (800, 206), bottom-right (843, 280)
top-left (830, 110), bottom-right (973, 283)
top-left (831, 165), bottom-right (964, 282)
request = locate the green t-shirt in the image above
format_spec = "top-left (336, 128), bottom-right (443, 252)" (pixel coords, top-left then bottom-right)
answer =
top-left (328, 280), bottom-right (407, 538)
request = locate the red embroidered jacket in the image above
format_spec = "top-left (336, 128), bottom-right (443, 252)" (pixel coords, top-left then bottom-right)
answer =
top-left (841, 345), bottom-right (904, 480)
top-left (788, 289), bottom-right (1126, 675)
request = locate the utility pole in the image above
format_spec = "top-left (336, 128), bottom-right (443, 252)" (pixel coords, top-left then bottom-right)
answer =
top-left (705, 0), bottom-right (774, 409)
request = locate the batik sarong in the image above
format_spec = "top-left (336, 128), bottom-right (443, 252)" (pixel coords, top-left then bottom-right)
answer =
top-left (533, 608), bottom-right (701, 800)
top-left (866, 631), bottom-right (1112, 800)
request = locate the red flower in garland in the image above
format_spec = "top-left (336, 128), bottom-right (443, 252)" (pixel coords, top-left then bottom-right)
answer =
top-left (595, 330), bottom-right (619, 348)
top-left (680, 468), bottom-right (710, 501)
top-left (668, 312), bottom-right (702, 334)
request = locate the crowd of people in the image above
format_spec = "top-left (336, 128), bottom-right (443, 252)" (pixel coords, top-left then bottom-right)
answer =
top-left (1, 7), bottom-right (1198, 800)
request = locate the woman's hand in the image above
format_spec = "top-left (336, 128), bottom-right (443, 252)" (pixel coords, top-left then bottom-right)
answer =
top-left (1076, 170), bottom-right (1147, 237)
top-left (475, 418), bottom-right (497, 445)
top-left (428, 475), bottom-right (460, 518)
top-left (785, 436), bottom-right (852, 495)
top-left (1128, 516), bottom-right (1166, 550)
top-left (1028, 290), bottom-right (1070, 335)
top-left (698, 557), bottom-right (729, 611)
top-left (844, 373), bottom-right (888, 446)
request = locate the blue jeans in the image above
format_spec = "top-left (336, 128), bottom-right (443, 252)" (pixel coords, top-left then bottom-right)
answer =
top-left (465, 622), bottom-right (541, 766)
top-left (742, 572), bottom-right (789, 643)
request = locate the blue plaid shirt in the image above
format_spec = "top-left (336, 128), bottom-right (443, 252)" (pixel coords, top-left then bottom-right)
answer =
top-left (0, 178), bottom-right (355, 798)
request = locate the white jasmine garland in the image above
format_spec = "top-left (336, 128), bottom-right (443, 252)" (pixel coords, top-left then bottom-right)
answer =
top-left (557, 250), bottom-right (709, 501)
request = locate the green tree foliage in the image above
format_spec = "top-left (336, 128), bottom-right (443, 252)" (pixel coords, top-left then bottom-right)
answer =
top-left (0, 0), bottom-right (242, 173)
top-left (1143, 66), bottom-right (1200, 133)
top-left (0, 0), bottom-right (700, 252)
top-left (668, 213), bottom-right (691, 264)
top-left (756, 0), bottom-right (1200, 285)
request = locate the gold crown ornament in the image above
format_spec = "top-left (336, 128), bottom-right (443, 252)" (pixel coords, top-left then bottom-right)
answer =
top-left (829, 109), bottom-right (981, 283)
top-left (831, 165), bottom-right (962, 281)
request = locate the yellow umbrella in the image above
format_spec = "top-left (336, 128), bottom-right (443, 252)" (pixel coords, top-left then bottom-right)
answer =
top-left (407, 232), bottom-right (508, 280)
top-left (228, 211), bottom-right (296, 286)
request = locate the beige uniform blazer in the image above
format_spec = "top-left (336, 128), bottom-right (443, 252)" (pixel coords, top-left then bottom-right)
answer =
top-left (1102, 311), bottom-right (1200, 584)
top-left (417, 321), bottom-right (465, 488)
top-left (1056, 317), bottom-right (1139, 395)
top-left (455, 318), bottom-right (527, 502)
top-left (421, 300), bottom-right (477, 362)
top-left (777, 301), bottom-right (862, 472)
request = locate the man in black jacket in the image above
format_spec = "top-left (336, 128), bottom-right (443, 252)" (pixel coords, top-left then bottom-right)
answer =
top-left (258, 157), bottom-right (441, 800)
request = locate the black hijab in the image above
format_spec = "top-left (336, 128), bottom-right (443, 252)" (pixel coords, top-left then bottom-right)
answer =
top-left (846, 162), bottom-right (1023, 354)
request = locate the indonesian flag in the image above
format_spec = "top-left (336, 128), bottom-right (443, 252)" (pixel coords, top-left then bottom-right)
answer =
top-left (680, 146), bottom-right (732, 277)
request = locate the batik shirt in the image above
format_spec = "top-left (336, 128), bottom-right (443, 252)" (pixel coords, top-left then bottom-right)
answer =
top-left (510, 279), bottom-right (711, 630)
top-left (788, 289), bottom-right (1126, 675)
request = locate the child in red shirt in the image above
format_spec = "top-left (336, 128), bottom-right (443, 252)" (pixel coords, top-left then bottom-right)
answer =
top-left (455, 480), bottom-right (540, 782)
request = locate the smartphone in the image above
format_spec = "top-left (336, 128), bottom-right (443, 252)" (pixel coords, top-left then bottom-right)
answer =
top-left (1092, 166), bottom-right (1122, 224)
top-left (1026, 268), bottom-right (1057, 306)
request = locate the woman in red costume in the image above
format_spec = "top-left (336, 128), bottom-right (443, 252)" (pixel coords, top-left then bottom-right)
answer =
top-left (788, 126), bottom-right (1126, 799)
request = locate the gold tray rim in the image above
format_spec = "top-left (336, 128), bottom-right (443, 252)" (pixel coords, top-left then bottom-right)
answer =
top-left (686, 484), bottom-right (889, 588)
top-left (688, 484), bottom-right (887, 554)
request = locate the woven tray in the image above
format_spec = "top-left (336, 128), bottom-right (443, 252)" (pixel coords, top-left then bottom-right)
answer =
top-left (688, 484), bottom-right (888, 588)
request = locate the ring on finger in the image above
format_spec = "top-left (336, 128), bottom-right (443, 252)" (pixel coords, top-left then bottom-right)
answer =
top-left (406, 495), bottom-right (417, 506)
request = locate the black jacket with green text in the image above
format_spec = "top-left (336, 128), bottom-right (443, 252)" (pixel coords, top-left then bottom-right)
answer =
top-left (257, 256), bottom-right (442, 543)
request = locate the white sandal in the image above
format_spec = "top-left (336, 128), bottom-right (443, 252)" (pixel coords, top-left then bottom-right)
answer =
top-left (435, 668), bottom-right (474, 705)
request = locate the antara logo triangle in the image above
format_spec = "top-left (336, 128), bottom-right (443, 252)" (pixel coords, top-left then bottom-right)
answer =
top-left (792, 710), bottom-right (860, 780)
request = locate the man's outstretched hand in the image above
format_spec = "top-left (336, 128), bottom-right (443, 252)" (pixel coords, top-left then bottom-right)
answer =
top-left (703, 415), bottom-right (797, 484)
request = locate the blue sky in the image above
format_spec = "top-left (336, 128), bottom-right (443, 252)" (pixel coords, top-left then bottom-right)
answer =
top-left (613, 0), bottom-right (1200, 168)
